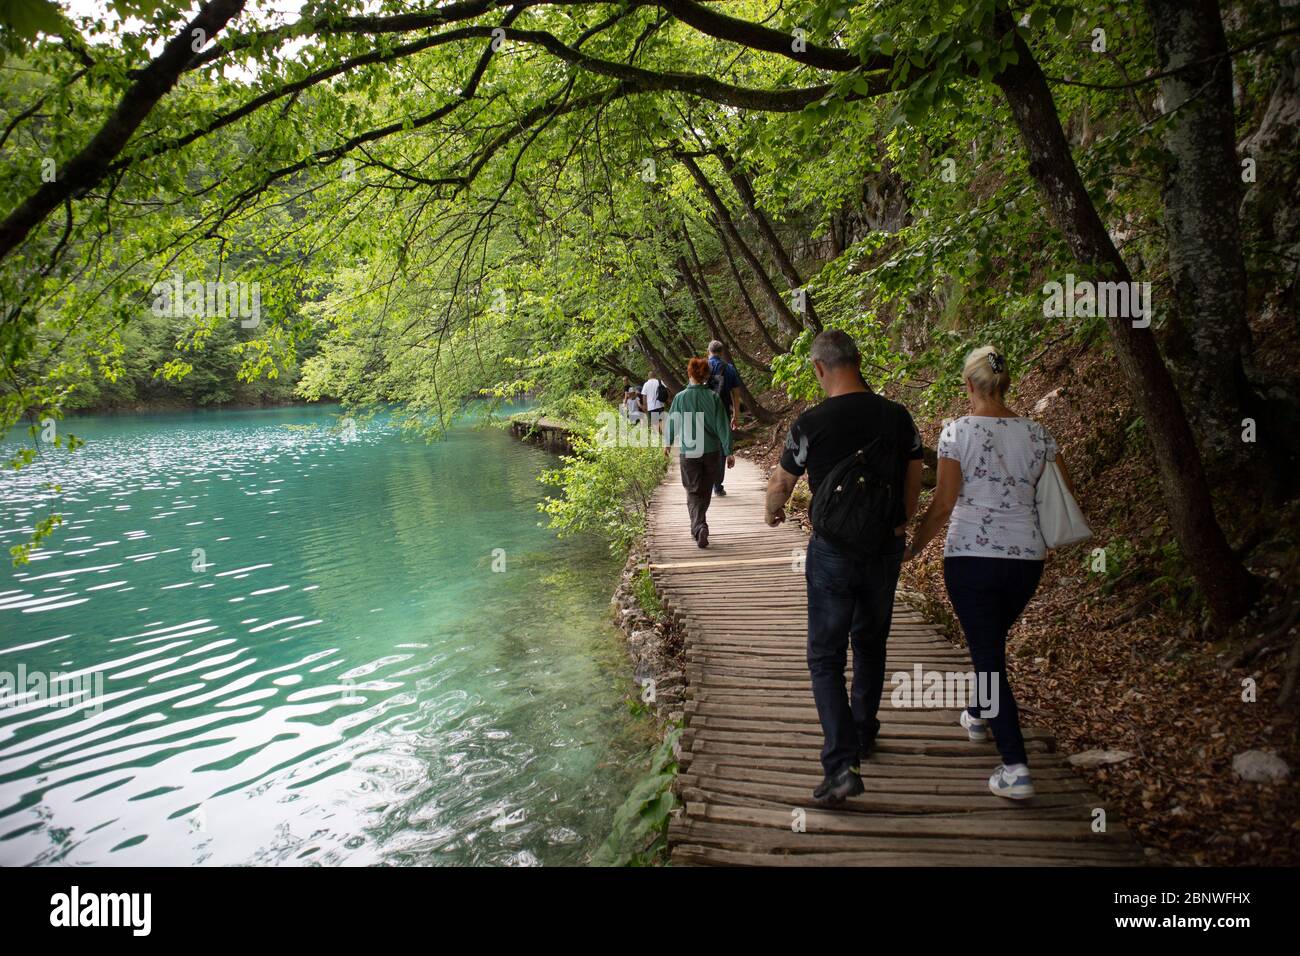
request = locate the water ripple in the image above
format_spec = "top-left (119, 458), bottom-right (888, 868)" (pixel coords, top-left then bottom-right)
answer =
top-left (0, 406), bottom-right (650, 865)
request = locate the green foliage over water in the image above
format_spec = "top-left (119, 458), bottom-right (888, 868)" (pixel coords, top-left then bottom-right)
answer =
top-left (538, 394), bottom-right (668, 554)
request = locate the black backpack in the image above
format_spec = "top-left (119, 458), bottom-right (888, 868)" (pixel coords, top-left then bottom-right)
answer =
top-left (655, 381), bottom-right (669, 405)
top-left (809, 435), bottom-right (898, 555)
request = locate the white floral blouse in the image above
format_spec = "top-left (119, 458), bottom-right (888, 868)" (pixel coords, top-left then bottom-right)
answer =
top-left (937, 416), bottom-right (1058, 560)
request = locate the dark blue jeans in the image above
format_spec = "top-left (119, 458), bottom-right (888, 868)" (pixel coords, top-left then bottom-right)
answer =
top-left (943, 556), bottom-right (1044, 767)
top-left (805, 534), bottom-right (903, 775)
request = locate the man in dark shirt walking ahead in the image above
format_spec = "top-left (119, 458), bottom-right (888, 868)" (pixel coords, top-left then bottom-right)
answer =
top-left (764, 330), bottom-right (923, 805)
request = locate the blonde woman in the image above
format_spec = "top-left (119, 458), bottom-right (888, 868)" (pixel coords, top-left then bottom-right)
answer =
top-left (904, 346), bottom-right (1073, 800)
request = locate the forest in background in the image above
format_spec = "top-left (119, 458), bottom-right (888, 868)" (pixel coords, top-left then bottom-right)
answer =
top-left (2, 0), bottom-right (1299, 861)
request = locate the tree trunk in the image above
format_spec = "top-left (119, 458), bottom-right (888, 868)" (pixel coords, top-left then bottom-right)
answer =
top-left (598, 355), bottom-right (638, 382)
top-left (717, 146), bottom-right (823, 331)
top-left (713, 217), bottom-right (788, 353)
top-left (673, 253), bottom-right (775, 422)
top-left (680, 231), bottom-right (770, 372)
top-left (1145, 0), bottom-right (1257, 468)
top-left (634, 330), bottom-right (683, 393)
top-left (992, 12), bottom-right (1258, 623)
top-left (650, 314), bottom-right (692, 366)
top-left (678, 152), bottom-right (806, 336)
top-left (674, 254), bottom-right (774, 420)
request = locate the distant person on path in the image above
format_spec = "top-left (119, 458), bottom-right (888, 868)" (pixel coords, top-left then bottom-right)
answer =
top-left (706, 340), bottom-right (742, 498)
top-left (641, 374), bottom-right (669, 433)
top-left (623, 386), bottom-right (643, 424)
top-left (664, 357), bottom-right (734, 548)
top-left (764, 330), bottom-right (923, 806)
top-left (904, 346), bottom-right (1073, 801)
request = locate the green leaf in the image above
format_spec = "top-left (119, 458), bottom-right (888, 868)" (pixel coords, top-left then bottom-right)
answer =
top-left (0, 0), bottom-right (67, 40)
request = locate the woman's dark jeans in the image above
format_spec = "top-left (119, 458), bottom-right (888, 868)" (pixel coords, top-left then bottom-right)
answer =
top-left (943, 556), bottom-right (1044, 768)
top-left (805, 534), bottom-right (903, 776)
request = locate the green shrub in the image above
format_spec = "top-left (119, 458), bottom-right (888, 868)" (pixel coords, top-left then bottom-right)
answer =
top-left (632, 567), bottom-right (664, 623)
top-left (539, 392), bottom-right (668, 553)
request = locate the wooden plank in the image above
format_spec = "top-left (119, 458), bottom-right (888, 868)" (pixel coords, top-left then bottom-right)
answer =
top-left (667, 819), bottom-right (1143, 860)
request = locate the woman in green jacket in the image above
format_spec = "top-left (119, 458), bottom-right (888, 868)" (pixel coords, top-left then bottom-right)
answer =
top-left (662, 357), bottom-right (735, 548)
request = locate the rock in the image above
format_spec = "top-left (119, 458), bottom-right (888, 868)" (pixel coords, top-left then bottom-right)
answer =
top-left (1032, 387), bottom-right (1066, 416)
top-left (632, 666), bottom-right (657, 684)
top-left (1232, 750), bottom-right (1290, 784)
top-left (1068, 749), bottom-right (1135, 768)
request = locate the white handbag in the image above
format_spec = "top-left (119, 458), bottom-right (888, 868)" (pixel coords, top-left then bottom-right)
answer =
top-left (1035, 458), bottom-right (1092, 549)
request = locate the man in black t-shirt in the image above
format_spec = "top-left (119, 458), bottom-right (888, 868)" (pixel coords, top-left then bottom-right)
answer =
top-left (764, 330), bottom-right (923, 806)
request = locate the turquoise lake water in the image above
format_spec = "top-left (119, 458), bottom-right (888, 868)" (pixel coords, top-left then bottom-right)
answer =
top-left (0, 404), bottom-right (651, 865)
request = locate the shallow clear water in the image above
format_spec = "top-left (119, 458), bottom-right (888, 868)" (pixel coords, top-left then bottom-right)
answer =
top-left (0, 404), bottom-right (650, 866)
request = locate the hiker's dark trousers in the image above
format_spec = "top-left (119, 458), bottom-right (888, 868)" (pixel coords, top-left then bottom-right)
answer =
top-left (943, 556), bottom-right (1043, 768)
top-left (805, 534), bottom-right (903, 776)
top-left (679, 450), bottom-right (720, 540)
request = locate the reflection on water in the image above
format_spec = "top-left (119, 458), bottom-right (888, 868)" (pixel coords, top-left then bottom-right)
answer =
top-left (0, 405), bottom-right (650, 865)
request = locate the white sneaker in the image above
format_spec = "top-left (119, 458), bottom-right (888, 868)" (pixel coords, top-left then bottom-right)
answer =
top-left (960, 709), bottom-right (990, 742)
top-left (988, 763), bottom-right (1035, 800)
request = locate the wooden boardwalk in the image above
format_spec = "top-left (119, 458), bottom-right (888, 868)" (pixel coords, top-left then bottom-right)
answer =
top-left (648, 454), bottom-right (1144, 866)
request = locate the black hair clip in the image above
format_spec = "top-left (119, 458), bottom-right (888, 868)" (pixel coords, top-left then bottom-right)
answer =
top-left (987, 352), bottom-right (1005, 374)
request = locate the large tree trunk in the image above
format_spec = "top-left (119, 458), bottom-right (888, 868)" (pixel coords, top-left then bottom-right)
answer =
top-left (992, 12), bottom-right (1258, 623)
top-left (716, 146), bottom-right (823, 332)
top-left (678, 152), bottom-right (806, 337)
top-left (1145, 0), bottom-right (1258, 469)
top-left (1238, 48), bottom-right (1300, 501)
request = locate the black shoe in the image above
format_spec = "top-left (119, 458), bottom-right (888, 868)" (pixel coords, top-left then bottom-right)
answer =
top-left (714, 485), bottom-right (726, 497)
top-left (697, 526), bottom-right (709, 548)
top-left (858, 735), bottom-right (877, 760)
top-left (812, 766), bottom-right (864, 806)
